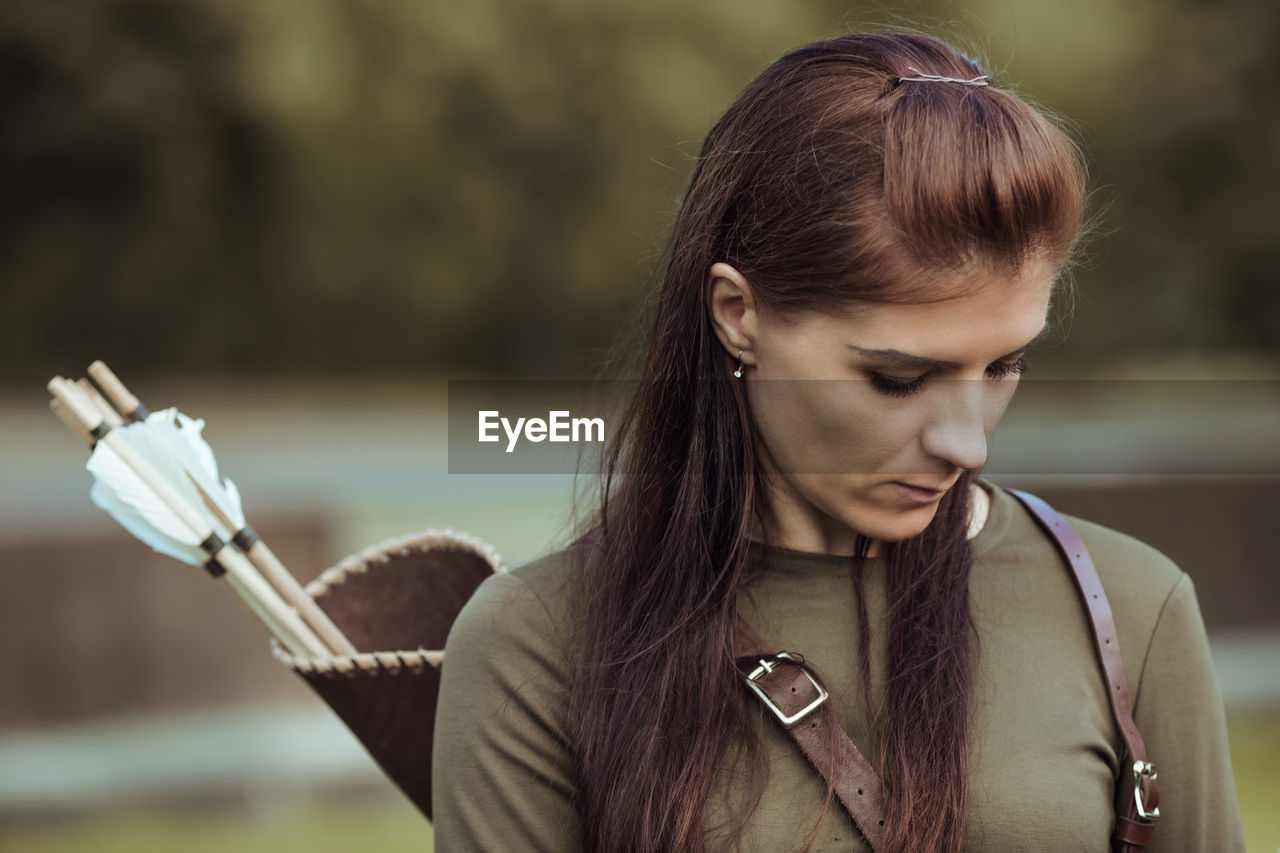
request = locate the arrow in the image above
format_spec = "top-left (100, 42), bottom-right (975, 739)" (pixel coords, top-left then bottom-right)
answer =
top-left (47, 376), bottom-right (330, 660)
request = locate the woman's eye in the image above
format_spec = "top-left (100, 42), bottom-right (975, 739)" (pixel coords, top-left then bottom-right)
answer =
top-left (868, 357), bottom-right (1027, 397)
top-left (986, 356), bottom-right (1028, 380)
top-left (869, 372), bottom-right (928, 398)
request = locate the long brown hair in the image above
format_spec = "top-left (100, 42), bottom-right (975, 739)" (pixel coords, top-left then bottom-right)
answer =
top-left (569, 33), bottom-right (1085, 852)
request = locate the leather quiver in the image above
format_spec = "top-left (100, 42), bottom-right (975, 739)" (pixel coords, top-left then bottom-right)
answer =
top-left (272, 529), bottom-right (504, 819)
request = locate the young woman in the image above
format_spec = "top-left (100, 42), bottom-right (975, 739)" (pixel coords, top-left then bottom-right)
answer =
top-left (431, 33), bottom-right (1245, 852)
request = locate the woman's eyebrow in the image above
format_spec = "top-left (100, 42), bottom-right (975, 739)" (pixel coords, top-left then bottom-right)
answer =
top-left (846, 323), bottom-right (1051, 370)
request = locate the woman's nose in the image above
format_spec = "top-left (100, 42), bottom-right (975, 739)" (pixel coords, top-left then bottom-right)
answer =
top-left (920, 380), bottom-right (989, 471)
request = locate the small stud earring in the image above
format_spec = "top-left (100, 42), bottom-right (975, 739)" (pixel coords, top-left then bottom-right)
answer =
top-left (733, 350), bottom-right (744, 379)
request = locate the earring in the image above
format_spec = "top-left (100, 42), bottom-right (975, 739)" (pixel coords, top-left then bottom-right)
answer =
top-left (733, 350), bottom-right (744, 379)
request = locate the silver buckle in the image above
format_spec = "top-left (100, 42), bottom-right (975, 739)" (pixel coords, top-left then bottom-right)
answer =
top-left (745, 652), bottom-right (829, 727)
top-left (1132, 760), bottom-right (1160, 821)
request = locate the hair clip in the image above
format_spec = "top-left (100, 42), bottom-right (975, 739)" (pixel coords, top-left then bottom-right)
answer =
top-left (898, 66), bottom-right (990, 87)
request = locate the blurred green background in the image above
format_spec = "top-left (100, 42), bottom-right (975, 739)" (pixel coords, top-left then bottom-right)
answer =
top-left (2, 0), bottom-right (1277, 386)
top-left (2, 0), bottom-right (1277, 850)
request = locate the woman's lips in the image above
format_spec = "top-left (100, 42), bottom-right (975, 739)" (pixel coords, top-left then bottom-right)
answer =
top-left (891, 481), bottom-right (949, 503)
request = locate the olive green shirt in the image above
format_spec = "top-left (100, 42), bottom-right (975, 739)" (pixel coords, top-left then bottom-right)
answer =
top-left (432, 485), bottom-right (1245, 851)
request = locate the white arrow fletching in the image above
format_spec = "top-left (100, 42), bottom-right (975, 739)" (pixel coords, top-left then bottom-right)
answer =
top-left (221, 475), bottom-right (243, 521)
top-left (89, 477), bottom-right (205, 565)
top-left (68, 392), bottom-right (330, 657)
top-left (148, 408), bottom-right (246, 529)
top-left (87, 417), bottom-right (231, 563)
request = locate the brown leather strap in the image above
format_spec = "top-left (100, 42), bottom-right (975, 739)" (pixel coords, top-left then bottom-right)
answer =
top-left (1006, 488), bottom-right (1160, 851)
top-left (733, 618), bottom-right (888, 850)
top-left (1115, 815), bottom-right (1156, 846)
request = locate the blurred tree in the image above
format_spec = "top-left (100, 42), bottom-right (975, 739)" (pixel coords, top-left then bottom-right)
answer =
top-left (1, 0), bottom-right (1275, 386)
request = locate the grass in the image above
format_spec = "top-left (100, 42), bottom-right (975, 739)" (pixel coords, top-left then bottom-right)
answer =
top-left (1231, 710), bottom-right (1280, 853)
top-left (0, 795), bottom-right (431, 853)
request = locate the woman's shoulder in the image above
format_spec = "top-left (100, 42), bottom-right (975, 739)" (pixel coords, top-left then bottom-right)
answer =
top-left (991, 483), bottom-right (1183, 579)
top-left (986, 484), bottom-right (1211, 711)
top-left (443, 541), bottom-right (585, 664)
top-left (1056, 505), bottom-right (1201, 648)
top-left (1059, 507), bottom-right (1185, 588)
top-left (987, 484), bottom-right (1191, 630)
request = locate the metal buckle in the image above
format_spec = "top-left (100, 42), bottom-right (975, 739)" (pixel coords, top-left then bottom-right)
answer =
top-left (745, 652), bottom-right (829, 727)
top-left (1132, 760), bottom-right (1160, 821)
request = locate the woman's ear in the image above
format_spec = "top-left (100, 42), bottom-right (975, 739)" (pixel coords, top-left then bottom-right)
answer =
top-left (706, 262), bottom-right (759, 365)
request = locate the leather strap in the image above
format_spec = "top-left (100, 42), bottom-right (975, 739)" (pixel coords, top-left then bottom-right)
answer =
top-left (733, 618), bottom-right (888, 850)
top-left (1005, 488), bottom-right (1160, 851)
top-left (735, 488), bottom-right (1160, 851)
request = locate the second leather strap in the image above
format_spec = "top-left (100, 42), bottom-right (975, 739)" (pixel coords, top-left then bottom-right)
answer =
top-left (734, 617), bottom-right (889, 850)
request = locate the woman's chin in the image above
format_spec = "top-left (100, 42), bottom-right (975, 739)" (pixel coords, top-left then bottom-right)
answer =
top-left (846, 501), bottom-right (943, 544)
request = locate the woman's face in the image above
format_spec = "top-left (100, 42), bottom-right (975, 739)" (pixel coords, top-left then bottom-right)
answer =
top-left (710, 257), bottom-right (1055, 555)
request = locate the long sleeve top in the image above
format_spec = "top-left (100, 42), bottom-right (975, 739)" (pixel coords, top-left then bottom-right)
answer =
top-left (431, 484), bottom-right (1246, 851)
